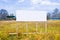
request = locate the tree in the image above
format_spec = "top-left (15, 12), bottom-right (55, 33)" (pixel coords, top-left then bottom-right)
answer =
top-left (0, 9), bottom-right (8, 20)
top-left (53, 8), bottom-right (59, 14)
top-left (52, 8), bottom-right (60, 19)
top-left (10, 13), bottom-right (14, 16)
top-left (47, 13), bottom-right (51, 20)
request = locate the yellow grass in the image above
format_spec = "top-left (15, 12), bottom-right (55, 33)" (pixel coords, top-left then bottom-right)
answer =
top-left (0, 20), bottom-right (60, 40)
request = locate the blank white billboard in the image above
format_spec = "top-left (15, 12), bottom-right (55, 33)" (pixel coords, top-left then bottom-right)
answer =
top-left (16, 10), bottom-right (47, 21)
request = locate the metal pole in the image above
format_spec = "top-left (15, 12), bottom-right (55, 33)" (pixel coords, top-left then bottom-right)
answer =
top-left (45, 21), bottom-right (47, 33)
top-left (16, 22), bottom-right (19, 39)
top-left (26, 23), bottom-right (28, 33)
top-left (36, 22), bottom-right (38, 33)
top-left (45, 21), bottom-right (47, 40)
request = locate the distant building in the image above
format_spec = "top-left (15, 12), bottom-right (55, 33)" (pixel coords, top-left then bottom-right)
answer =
top-left (7, 16), bottom-right (16, 20)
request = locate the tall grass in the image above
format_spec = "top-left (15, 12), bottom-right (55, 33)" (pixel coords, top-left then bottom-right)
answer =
top-left (0, 20), bottom-right (60, 40)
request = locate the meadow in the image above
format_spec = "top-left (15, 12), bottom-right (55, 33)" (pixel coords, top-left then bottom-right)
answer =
top-left (0, 20), bottom-right (60, 40)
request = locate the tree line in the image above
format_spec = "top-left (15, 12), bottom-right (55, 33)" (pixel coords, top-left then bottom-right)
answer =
top-left (0, 8), bottom-right (59, 20)
top-left (47, 8), bottom-right (60, 20)
top-left (0, 9), bottom-right (16, 20)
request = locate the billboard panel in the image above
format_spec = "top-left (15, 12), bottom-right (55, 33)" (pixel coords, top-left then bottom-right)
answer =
top-left (16, 10), bottom-right (47, 21)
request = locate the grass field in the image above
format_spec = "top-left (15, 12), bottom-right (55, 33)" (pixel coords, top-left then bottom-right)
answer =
top-left (0, 20), bottom-right (60, 40)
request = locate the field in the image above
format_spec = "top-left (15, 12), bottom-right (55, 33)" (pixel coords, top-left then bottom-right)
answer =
top-left (0, 20), bottom-right (60, 40)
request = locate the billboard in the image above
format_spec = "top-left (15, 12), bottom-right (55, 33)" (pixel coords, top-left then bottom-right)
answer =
top-left (16, 10), bottom-right (47, 21)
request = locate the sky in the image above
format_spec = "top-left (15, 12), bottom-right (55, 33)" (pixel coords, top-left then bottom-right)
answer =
top-left (0, 0), bottom-right (60, 15)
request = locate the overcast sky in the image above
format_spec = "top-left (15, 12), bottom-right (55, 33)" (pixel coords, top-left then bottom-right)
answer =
top-left (0, 0), bottom-right (60, 15)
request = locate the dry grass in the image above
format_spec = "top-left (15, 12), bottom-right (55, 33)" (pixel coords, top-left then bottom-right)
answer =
top-left (0, 20), bottom-right (60, 40)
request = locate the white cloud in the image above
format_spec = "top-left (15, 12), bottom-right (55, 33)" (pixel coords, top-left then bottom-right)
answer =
top-left (30, 0), bottom-right (60, 11)
top-left (16, 0), bottom-right (60, 11)
top-left (18, 0), bottom-right (24, 3)
top-left (31, 0), bottom-right (39, 4)
top-left (2, 0), bottom-right (8, 2)
top-left (41, 1), bottom-right (60, 5)
top-left (31, 0), bottom-right (60, 5)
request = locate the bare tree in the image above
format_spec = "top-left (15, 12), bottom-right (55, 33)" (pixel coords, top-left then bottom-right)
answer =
top-left (0, 9), bottom-right (8, 20)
